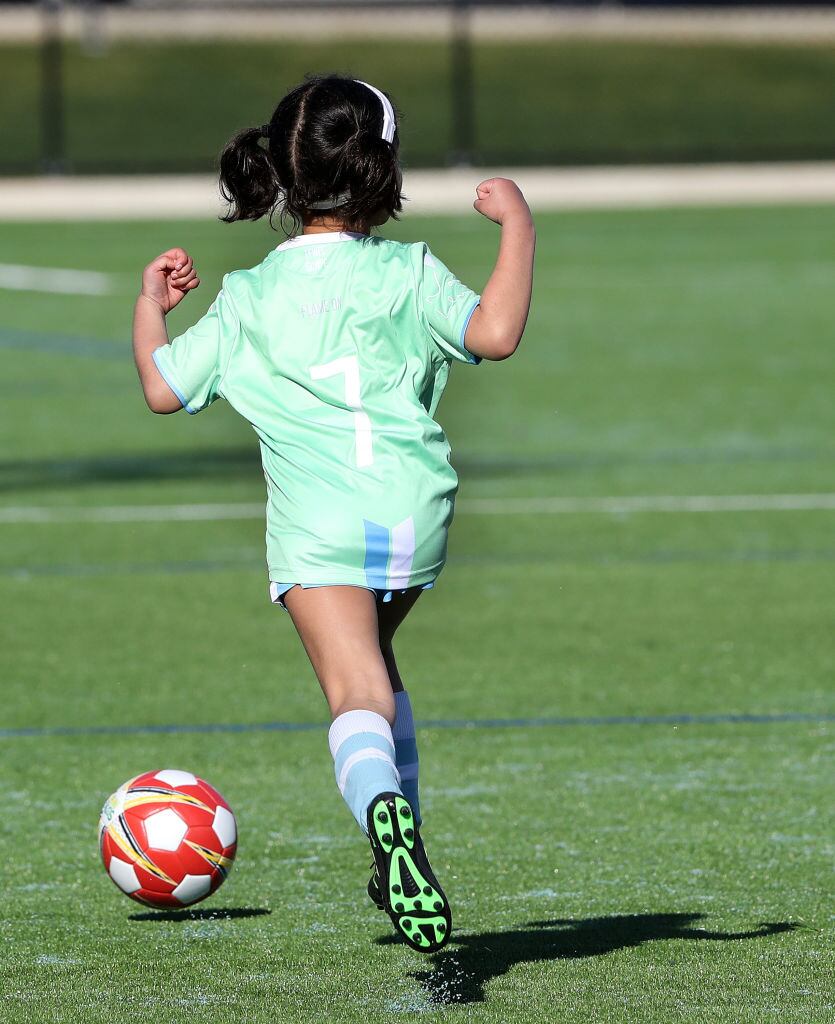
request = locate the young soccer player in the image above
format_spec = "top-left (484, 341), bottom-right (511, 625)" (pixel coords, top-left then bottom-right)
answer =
top-left (132, 75), bottom-right (535, 952)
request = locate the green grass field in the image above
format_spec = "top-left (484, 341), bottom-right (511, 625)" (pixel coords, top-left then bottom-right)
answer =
top-left (5, 39), bottom-right (835, 171)
top-left (1, 206), bottom-right (833, 1022)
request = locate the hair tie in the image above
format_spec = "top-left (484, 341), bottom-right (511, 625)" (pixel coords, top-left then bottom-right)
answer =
top-left (260, 123), bottom-right (271, 139)
top-left (308, 190), bottom-right (352, 211)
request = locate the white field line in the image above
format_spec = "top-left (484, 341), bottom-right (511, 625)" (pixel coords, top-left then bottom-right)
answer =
top-left (461, 494), bottom-right (835, 514)
top-left (3, 163), bottom-right (835, 220)
top-left (0, 263), bottom-right (111, 295)
top-left (1, 494), bottom-right (834, 525)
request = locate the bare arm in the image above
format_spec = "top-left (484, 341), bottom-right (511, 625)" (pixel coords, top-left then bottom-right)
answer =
top-left (132, 247), bottom-right (200, 413)
top-left (463, 177), bottom-right (535, 361)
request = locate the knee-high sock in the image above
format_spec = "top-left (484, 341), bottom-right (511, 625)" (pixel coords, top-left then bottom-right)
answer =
top-left (328, 710), bottom-right (402, 833)
top-left (392, 690), bottom-right (421, 825)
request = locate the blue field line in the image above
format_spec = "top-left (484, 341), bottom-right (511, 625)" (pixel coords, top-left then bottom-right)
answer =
top-left (4, 546), bottom-right (835, 582)
top-left (1, 710), bottom-right (831, 741)
top-left (0, 327), bottom-right (125, 360)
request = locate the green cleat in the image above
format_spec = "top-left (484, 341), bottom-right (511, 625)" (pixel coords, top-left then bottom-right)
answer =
top-left (366, 792), bottom-right (451, 952)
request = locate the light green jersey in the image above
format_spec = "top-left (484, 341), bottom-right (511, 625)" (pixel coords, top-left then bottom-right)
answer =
top-left (153, 231), bottom-right (480, 589)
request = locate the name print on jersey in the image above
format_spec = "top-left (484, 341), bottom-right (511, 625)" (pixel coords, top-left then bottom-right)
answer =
top-left (424, 253), bottom-right (472, 319)
top-left (300, 296), bottom-right (343, 318)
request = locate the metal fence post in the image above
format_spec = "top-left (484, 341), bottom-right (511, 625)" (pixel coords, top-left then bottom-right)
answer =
top-left (40, 0), bottom-right (67, 173)
top-left (450, 0), bottom-right (475, 165)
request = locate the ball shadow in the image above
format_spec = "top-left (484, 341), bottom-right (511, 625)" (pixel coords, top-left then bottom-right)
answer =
top-left (129, 907), bottom-right (271, 922)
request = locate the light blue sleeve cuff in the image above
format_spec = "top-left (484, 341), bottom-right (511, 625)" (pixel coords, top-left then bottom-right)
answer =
top-left (459, 298), bottom-right (482, 365)
top-left (151, 346), bottom-right (199, 415)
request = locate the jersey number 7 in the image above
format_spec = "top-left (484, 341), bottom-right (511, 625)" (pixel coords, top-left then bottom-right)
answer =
top-left (310, 355), bottom-right (374, 468)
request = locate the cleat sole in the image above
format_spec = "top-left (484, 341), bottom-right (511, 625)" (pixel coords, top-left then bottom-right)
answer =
top-left (367, 793), bottom-right (451, 953)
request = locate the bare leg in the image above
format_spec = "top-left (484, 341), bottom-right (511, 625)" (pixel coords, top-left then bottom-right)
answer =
top-left (285, 584), bottom-right (447, 949)
top-left (283, 584), bottom-right (424, 836)
top-left (283, 585), bottom-right (396, 722)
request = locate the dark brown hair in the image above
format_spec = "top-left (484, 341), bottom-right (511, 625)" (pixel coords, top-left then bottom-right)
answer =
top-left (218, 74), bottom-right (403, 233)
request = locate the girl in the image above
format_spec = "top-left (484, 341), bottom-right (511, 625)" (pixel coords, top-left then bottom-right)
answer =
top-left (132, 74), bottom-right (535, 953)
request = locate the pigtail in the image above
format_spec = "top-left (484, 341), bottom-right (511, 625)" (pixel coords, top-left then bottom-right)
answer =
top-left (218, 125), bottom-right (281, 223)
top-left (340, 131), bottom-right (403, 227)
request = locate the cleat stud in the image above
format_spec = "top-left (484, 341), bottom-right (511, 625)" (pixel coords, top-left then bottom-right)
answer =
top-left (438, 923), bottom-right (446, 933)
top-left (402, 918), bottom-right (411, 929)
top-left (434, 901), bottom-right (442, 910)
top-left (392, 884), bottom-right (401, 895)
top-left (414, 900), bottom-right (422, 910)
top-left (404, 828), bottom-right (414, 840)
top-left (400, 806), bottom-right (411, 818)
top-left (423, 886), bottom-right (432, 896)
top-left (382, 833), bottom-right (392, 844)
top-left (377, 811), bottom-right (388, 823)
top-left (395, 902), bottom-right (404, 912)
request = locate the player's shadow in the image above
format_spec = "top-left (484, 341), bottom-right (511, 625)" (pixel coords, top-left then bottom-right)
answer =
top-left (383, 913), bottom-right (797, 1005)
top-left (0, 447), bottom-right (260, 494)
top-left (6, 444), bottom-right (807, 494)
top-left (129, 907), bottom-right (270, 922)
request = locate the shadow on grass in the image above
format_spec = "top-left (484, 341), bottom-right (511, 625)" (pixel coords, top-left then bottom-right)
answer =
top-left (377, 913), bottom-right (798, 1005)
top-left (3, 443), bottom-right (820, 494)
top-left (129, 907), bottom-right (270, 922)
top-left (0, 448), bottom-right (260, 494)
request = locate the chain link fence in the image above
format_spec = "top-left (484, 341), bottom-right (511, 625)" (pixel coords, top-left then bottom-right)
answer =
top-left (3, 1), bottom-right (835, 174)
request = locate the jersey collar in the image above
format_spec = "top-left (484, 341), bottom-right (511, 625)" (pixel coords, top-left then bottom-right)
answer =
top-left (275, 231), bottom-right (367, 252)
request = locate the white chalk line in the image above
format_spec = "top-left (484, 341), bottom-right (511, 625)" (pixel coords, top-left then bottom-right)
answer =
top-left (0, 264), bottom-right (112, 296)
top-left (1, 494), bottom-right (834, 525)
top-left (4, 164), bottom-right (835, 220)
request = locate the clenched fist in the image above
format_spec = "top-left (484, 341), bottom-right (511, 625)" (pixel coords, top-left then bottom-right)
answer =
top-left (473, 178), bottom-right (531, 226)
top-left (141, 247), bottom-right (201, 314)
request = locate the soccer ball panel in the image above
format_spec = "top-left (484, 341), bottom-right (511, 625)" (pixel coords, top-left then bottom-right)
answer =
top-left (181, 825), bottom-right (234, 875)
top-left (195, 778), bottom-right (229, 804)
top-left (98, 782), bottom-right (129, 838)
top-left (184, 824), bottom-right (222, 852)
top-left (108, 856), bottom-right (141, 895)
top-left (173, 827), bottom-right (221, 875)
top-left (212, 805), bottom-right (237, 848)
top-left (172, 874), bottom-right (212, 905)
top-left (134, 890), bottom-right (181, 909)
top-left (154, 769), bottom-right (198, 788)
top-left (143, 808), bottom-right (188, 851)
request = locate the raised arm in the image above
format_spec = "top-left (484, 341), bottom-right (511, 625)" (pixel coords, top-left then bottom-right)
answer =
top-left (463, 178), bottom-right (535, 361)
top-left (132, 247), bottom-right (200, 413)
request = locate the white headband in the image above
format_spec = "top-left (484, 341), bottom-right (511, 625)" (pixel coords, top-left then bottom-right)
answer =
top-left (307, 80), bottom-right (395, 210)
top-left (355, 80), bottom-right (396, 144)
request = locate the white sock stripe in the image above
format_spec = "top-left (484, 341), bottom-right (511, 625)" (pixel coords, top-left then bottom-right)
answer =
top-left (328, 710), bottom-right (393, 759)
top-left (337, 748), bottom-right (399, 794)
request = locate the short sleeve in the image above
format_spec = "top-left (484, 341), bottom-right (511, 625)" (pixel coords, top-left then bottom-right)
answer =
top-left (418, 246), bottom-right (481, 365)
top-left (152, 279), bottom-right (240, 414)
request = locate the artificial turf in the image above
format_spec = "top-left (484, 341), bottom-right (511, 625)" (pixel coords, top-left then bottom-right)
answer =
top-left (0, 207), bottom-right (833, 1021)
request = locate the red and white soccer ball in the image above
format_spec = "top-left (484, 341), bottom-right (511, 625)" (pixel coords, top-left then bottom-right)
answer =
top-left (99, 769), bottom-right (237, 909)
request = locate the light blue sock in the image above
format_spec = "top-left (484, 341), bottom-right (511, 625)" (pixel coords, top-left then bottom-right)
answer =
top-left (392, 690), bottom-right (421, 825)
top-left (328, 710), bottom-right (402, 834)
